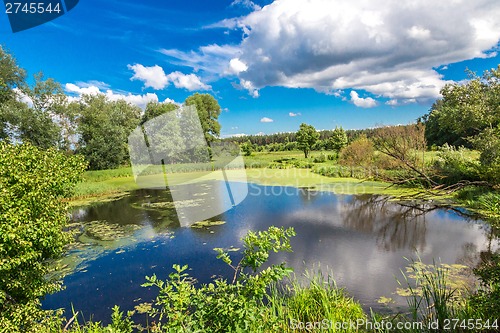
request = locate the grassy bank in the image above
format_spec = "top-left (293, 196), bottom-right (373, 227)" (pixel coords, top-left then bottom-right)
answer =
top-left (70, 166), bottom-right (420, 207)
top-left (70, 149), bottom-right (495, 218)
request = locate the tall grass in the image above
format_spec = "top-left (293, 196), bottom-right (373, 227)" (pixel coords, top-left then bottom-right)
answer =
top-left (266, 269), bottom-right (366, 332)
top-left (377, 260), bottom-right (480, 333)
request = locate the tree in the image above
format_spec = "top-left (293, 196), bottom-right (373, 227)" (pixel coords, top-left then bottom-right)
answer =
top-left (296, 123), bottom-right (319, 158)
top-left (328, 126), bottom-right (348, 153)
top-left (0, 46), bottom-right (25, 105)
top-left (241, 140), bottom-right (254, 156)
top-left (75, 94), bottom-right (141, 170)
top-left (339, 135), bottom-right (374, 173)
top-left (372, 124), bottom-right (434, 186)
top-left (0, 54), bottom-right (72, 150)
top-left (0, 142), bottom-right (86, 331)
top-left (13, 73), bottom-right (68, 149)
top-left (141, 101), bottom-right (178, 125)
top-left (424, 66), bottom-right (500, 148)
top-left (0, 46), bottom-right (26, 141)
top-left (184, 93), bottom-right (221, 145)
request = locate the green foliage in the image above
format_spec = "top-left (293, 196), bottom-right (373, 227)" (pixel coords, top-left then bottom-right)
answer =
top-left (1, 53), bottom-right (66, 149)
top-left (392, 260), bottom-right (479, 333)
top-left (470, 254), bottom-right (500, 321)
top-left (339, 135), bottom-right (374, 169)
top-left (423, 99), bottom-right (471, 148)
top-left (328, 126), bottom-right (348, 152)
top-left (75, 94), bottom-right (141, 170)
top-left (267, 158), bottom-right (314, 169)
top-left (0, 142), bottom-right (86, 332)
top-left (184, 93), bottom-right (221, 144)
top-left (296, 123), bottom-right (319, 158)
top-left (141, 101), bottom-right (178, 125)
top-left (432, 144), bottom-right (480, 184)
top-left (424, 66), bottom-right (500, 159)
top-left (0, 45), bottom-right (25, 105)
top-left (143, 226), bottom-right (296, 332)
top-left (240, 140), bottom-right (254, 156)
top-left (267, 270), bottom-right (365, 332)
top-left (456, 187), bottom-right (500, 222)
top-left (313, 152), bottom-right (326, 163)
top-left (56, 306), bottom-right (134, 333)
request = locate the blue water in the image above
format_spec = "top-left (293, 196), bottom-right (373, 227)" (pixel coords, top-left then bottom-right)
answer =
top-left (43, 183), bottom-right (496, 324)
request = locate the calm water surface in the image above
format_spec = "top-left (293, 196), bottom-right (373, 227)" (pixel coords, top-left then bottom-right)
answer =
top-left (43, 182), bottom-right (497, 323)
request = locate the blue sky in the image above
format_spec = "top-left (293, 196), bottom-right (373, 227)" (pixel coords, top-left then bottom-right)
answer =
top-left (1, 0), bottom-right (499, 137)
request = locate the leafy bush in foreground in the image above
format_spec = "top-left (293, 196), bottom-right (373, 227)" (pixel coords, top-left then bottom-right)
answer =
top-left (0, 143), bottom-right (86, 332)
top-left (143, 226), bottom-right (296, 332)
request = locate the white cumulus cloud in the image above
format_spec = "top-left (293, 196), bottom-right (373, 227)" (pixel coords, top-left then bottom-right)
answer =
top-left (128, 64), bottom-right (211, 91)
top-left (64, 82), bottom-right (175, 109)
top-left (260, 117), bottom-right (274, 123)
top-left (289, 112), bottom-right (301, 117)
top-left (228, 58), bottom-right (248, 74)
top-left (223, 0), bottom-right (500, 103)
top-left (350, 91), bottom-right (377, 108)
top-left (166, 71), bottom-right (211, 91)
top-left (128, 64), bottom-right (169, 90)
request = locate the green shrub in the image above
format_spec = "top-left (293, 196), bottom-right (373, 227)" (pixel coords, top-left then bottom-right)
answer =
top-left (470, 253), bottom-right (500, 321)
top-left (0, 142), bottom-right (86, 332)
top-left (432, 144), bottom-right (480, 185)
top-left (313, 153), bottom-right (326, 163)
top-left (143, 226), bottom-right (296, 332)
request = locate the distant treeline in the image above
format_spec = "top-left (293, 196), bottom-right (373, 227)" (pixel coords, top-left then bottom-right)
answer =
top-left (224, 127), bottom-right (381, 147)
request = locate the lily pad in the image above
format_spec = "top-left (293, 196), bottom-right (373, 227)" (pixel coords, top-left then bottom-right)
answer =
top-left (83, 220), bottom-right (141, 241)
top-left (190, 220), bottom-right (226, 228)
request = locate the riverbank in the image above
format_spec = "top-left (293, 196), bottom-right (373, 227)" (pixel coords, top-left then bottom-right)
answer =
top-left (69, 166), bottom-right (500, 233)
top-left (69, 166), bottom-right (428, 206)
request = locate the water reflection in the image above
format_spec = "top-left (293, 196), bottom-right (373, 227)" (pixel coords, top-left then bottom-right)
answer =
top-left (44, 183), bottom-right (499, 323)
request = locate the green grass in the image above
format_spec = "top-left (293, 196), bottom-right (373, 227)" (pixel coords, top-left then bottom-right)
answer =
top-left (70, 165), bottom-right (419, 206)
top-left (266, 269), bottom-right (366, 332)
top-left (70, 149), bottom-right (484, 206)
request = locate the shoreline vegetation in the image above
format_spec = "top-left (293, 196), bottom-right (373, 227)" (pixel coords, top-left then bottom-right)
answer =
top-left (69, 150), bottom-right (487, 220)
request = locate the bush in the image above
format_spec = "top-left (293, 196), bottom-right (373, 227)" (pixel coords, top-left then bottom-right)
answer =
top-left (143, 226), bottom-right (296, 332)
top-left (432, 144), bottom-right (480, 185)
top-left (313, 153), bottom-right (326, 163)
top-left (470, 254), bottom-right (500, 321)
top-left (339, 136), bottom-right (374, 169)
top-left (0, 143), bottom-right (86, 332)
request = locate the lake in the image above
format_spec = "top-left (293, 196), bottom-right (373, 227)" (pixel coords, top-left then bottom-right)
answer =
top-left (43, 182), bottom-right (497, 324)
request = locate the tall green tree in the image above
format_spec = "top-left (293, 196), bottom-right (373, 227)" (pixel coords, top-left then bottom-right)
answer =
top-left (328, 126), bottom-right (348, 153)
top-left (76, 94), bottom-right (141, 170)
top-left (141, 101), bottom-right (178, 125)
top-left (424, 66), bottom-right (500, 148)
top-left (141, 101), bottom-right (186, 164)
top-left (184, 93), bottom-right (221, 145)
top-left (14, 73), bottom-right (67, 149)
top-left (0, 142), bottom-right (86, 331)
top-left (296, 123), bottom-right (319, 158)
top-left (0, 46), bottom-right (26, 141)
top-left (0, 48), bottom-right (71, 150)
top-left (0, 46), bottom-right (25, 105)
